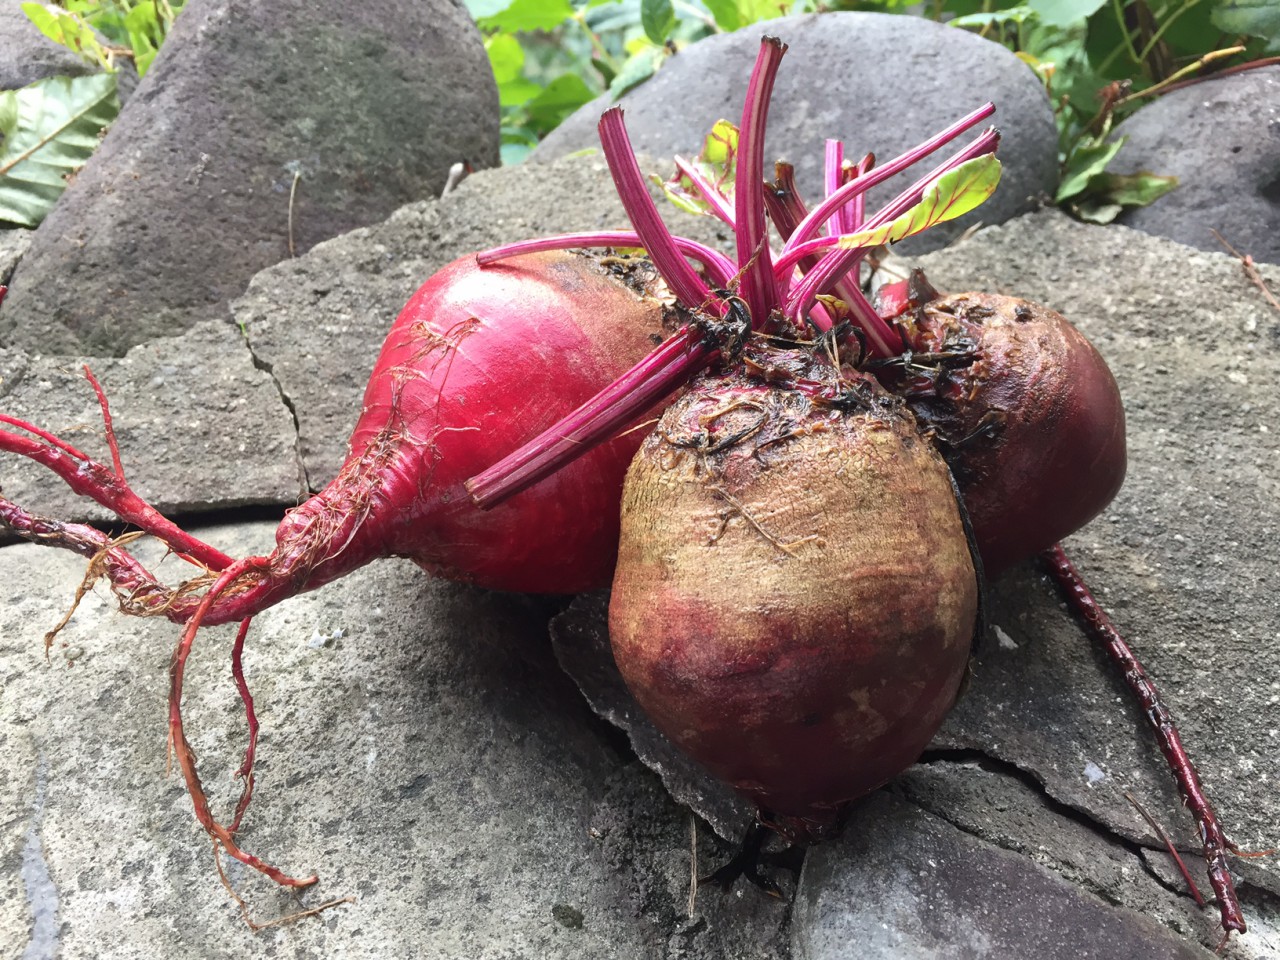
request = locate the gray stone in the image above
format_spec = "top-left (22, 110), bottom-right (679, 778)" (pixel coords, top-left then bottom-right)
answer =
top-left (0, 321), bottom-right (303, 526)
top-left (0, 523), bottom-right (790, 958)
top-left (0, 0), bottom-right (500, 357)
top-left (534, 13), bottom-right (1059, 253)
top-left (0, 226), bottom-right (30, 283)
top-left (0, 0), bottom-right (99, 90)
top-left (794, 792), bottom-right (1214, 960)
top-left (1111, 66), bottom-right (1280, 264)
top-left (235, 153), bottom-right (734, 490)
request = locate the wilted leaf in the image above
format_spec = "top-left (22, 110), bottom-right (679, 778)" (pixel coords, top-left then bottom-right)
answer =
top-left (1093, 170), bottom-right (1178, 207)
top-left (835, 155), bottom-right (1003, 250)
top-left (0, 73), bottom-right (119, 227)
top-left (654, 118), bottom-right (739, 216)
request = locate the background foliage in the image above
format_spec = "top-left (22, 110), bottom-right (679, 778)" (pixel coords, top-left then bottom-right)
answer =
top-left (3, 0), bottom-right (1277, 228)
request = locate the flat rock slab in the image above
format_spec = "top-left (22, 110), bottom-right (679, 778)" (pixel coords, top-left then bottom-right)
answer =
top-left (794, 790), bottom-right (1231, 960)
top-left (0, 0), bottom-right (500, 357)
top-left (235, 153), bottom-right (733, 491)
top-left (0, 321), bottom-right (303, 525)
top-left (534, 13), bottom-right (1059, 254)
top-left (0, 523), bottom-right (789, 958)
top-left (1112, 66), bottom-right (1280, 264)
top-left (541, 210), bottom-right (1280, 953)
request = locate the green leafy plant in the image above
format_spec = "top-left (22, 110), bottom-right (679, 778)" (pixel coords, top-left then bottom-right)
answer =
top-left (23, 0), bottom-right (185, 76)
top-left (0, 73), bottom-right (119, 226)
top-left (472, 0), bottom-right (1278, 220)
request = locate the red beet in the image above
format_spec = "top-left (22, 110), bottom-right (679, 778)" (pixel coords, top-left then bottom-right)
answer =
top-left (608, 341), bottom-right (978, 840)
top-left (889, 290), bottom-right (1127, 576)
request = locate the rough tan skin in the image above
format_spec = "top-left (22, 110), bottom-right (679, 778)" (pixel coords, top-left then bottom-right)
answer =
top-left (900, 292), bottom-right (1127, 577)
top-left (609, 342), bottom-right (978, 841)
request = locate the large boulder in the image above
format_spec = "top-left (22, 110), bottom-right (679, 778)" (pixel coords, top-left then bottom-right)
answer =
top-left (534, 13), bottom-right (1059, 253)
top-left (1111, 66), bottom-right (1280, 264)
top-left (0, 0), bottom-right (500, 357)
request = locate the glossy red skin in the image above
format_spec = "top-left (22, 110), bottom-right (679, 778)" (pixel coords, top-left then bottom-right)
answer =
top-left (901, 292), bottom-right (1127, 577)
top-left (267, 250), bottom-right (672, 597)
top-left (609, 349), bottom-right (977, 839)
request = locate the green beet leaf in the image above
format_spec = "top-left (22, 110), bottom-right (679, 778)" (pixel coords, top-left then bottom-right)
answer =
top-left (654, 118), bottom-right (739, 216)
top-left (0, 73), bottom-right (119, 228)
top-left (835, 154), bottom-right (1002, 250)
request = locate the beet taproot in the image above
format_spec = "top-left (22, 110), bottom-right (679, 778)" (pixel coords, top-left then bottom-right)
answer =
top-left (608, 340), bottom-right (978, 840)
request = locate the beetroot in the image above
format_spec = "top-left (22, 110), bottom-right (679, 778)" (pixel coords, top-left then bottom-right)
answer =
top-left (609, 341), bottom-right (978, 839)
top-left (885, 289), bottom-right (1127, 576)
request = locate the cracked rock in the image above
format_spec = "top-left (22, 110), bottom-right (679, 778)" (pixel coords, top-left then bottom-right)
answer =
top-left (235, 152), bottom-right (733, 490)
top-left (0, 321), bottom-right (303, 526)
top-left (793, 791), bottom-right (1212, 960)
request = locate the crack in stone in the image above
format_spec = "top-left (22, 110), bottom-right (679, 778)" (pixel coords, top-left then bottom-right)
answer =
top-left (237, 328), bottom-right (311, 498)
top-left (913, 747), bottom-right (1211, 906)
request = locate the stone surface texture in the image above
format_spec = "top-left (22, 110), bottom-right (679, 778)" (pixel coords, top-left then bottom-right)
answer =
top-left (1111, 66), bottom-right (1280, 264)
top-left (235, 153), bottom-right (733, 491)
top-left (795, 791), bottom-right (1215, 960)
top-left (0, 0), bottom-right (500, 357)
top-left (0, 322), bottom-right (303, 525)
top-left (0, 227), bottom-right (30, 284)
top-left (534, 13), bottom-right (1059, 253)
top-left (0, 524), bottom-right (790, 958)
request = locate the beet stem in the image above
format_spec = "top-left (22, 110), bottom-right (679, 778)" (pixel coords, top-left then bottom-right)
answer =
top-left (466, 329), bottom-right (715, 509)
top-left (1040, 544), bottom-right (1246, 939)
top-left (229, 616), bottom-right (260, 835)
top-left (598, 109), bottom-right (715, 311)
top-left (734, 37), bottom-right (787, 327)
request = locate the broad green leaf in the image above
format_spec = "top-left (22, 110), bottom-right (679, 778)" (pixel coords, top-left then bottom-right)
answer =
top-left (478, 0), bottom-right (575, 33)
top-left (654, 118), bottom-right (739, 216)
top-left (701, 0), bottom-right (741, 31)
top-left (0, 73), bottom-right (119, 227)
top-left (524, 74), bottom-right (596, 132)
top-left (486, 34), bottom-right (525, 84)
top-left (736, 0), bottom-right (789, 25)
top-left (1211, 0), bottom-right (1280, 48)
top-left (1056, 136), bottom-right (1124, 202)
top-left (1028, 0), bottom-right (1106, 27)
top-left (498, 78), bottom-right (542, 108)
top-left (465, 0), bottom-right (514, 19)
top-left (21, 3), bottom-right (113, 70)
top-left (834, 155), bottom-right (1002, 250)
top-left (949, 5), bottom-right (1036, 28)
top-left (609, 45), bottom-right (665, 98)
top-left (641, 0), bottom-right (675, 43)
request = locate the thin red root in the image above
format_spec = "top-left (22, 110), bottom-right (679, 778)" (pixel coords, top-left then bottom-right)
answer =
top-left (169, 558), bottom-right (317, 889)
top-left (1041, 544), bottom-right (1245, 940)
top-left (212, 842), bottom-right (352, 932)
top-left (0, 368), bottom-right (232, 570)
top-left (229, 617), bottom-right (259, 834)
top-left (1124, 790), bottom-right (1205, 907)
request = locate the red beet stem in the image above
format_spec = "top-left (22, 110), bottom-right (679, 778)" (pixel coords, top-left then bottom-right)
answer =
top-left (598, 109), bottom-right (716, 311)
top-left (1041, 544), bottom-right (1246, 939)
top-left (466, 329), bottom-right (716, 509)
top-left (733, 36), bottom-right (786, 327)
